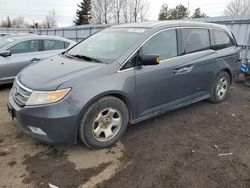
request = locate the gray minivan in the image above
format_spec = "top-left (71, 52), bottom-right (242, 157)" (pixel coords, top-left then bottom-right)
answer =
top-left (8, 21), bottom-right (240, 149)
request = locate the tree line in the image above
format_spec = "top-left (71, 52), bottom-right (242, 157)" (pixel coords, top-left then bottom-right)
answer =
top-left (74, 0), bottom-right (150, 25)
top-left (158, 4), bottom-right (207, 20)
top-left (0, 9), bottom-right (58, 29)
top-left (0, 0), bottom-right (249, 29)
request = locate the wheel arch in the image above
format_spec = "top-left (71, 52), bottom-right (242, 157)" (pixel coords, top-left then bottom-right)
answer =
top-left (74, 91), bottom-right (135, 143)
top-left (221, 68), bottom-right (232, 84)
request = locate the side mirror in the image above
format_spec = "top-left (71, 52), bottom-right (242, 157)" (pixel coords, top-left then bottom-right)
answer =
top-left (0, 50), bottom-right (11, 57)
top-left (140, 54), bottom-right (160, 66)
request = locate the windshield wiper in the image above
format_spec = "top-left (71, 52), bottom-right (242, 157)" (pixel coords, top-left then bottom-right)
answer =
top-left (62, 52), bottom-right (75, 59)
top-left (70, 54), bottom-right (104, 63)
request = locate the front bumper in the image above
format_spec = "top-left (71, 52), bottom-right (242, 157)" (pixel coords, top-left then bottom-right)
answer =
top-left (8, 94), bottom-right (80, 145)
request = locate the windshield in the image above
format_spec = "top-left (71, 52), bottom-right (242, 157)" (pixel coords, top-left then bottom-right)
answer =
top-left (67, 28), bottom-right (146, 63)
top-left (0, 37), bottom-right (17, 49)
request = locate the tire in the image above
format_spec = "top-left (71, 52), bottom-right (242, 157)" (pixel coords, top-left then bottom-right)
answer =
top-left (209, 71), bottom-right (230, 103)
top-left (79, 96), bottom-right (129, 149)
top-left (244, 76), bottom-right (250, 87)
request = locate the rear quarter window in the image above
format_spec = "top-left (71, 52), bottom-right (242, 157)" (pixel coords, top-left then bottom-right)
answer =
top-left (213, 30), bottom-right (234, 50)
top-left (64, 42), bottom-right (70, 48)
top-left (182, 28), bottom-right (210, 54)
top-left (43, 40), bottom-right (65, 51)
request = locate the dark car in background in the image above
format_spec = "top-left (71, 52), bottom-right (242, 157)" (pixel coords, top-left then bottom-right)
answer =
top-left (7, 21), bottom-right (240, 149)
top-left (0, 33), bottom-right (12, 37)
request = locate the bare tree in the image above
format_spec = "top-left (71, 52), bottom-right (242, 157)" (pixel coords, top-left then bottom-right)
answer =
top-left (1, 16), bottom-right (11, 28)
top-left (11, 16), bottom-right (26, 28)
top-left (122, 0), bottom-right (134, 23)
top-left (92, 0), bottom-right (103, 23)
top-left (131, 0), bottom-right (149, 22)
top-left (122, 0), bottom-right (129, 23)
top-left (91, 0), bottom-right (149, 24)
top-left (92, 0), bottom-right (113, 24)
top-left (113, 0), bottom-right (124, 23)
top-left (225, 0), bottom-right (250, 16)
top-left (120, 0), bottom-right (149, 23)
top-left (45, 9), bottom-right (58, 28)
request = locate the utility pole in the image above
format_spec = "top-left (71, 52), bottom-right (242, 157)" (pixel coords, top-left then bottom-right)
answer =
top-left (187, 1), bottom-right (190, 17)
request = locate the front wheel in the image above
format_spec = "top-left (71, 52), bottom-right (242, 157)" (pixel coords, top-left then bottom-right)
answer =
top-left (209, 71), bottom-right (230, 103)
top-left (79, 96), bottom-right (129, 149)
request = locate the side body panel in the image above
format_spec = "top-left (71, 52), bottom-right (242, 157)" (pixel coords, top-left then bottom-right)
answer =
top-left (135, 50), bottom-right (217, 120)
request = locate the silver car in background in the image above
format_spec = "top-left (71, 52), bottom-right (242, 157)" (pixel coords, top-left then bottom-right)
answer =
top-left (0, 34), bottom-right (75, 84)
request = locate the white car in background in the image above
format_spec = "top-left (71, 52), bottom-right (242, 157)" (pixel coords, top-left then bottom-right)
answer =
top-left (0, 34), bottom-right (76, 84)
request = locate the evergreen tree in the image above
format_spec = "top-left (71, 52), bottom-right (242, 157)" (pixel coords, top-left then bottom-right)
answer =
top-left (158, 4), bottom-right (188, 20)
top-left (158, 4), bottom-right (169, 20)
top-left (74, 0), bottom-right (92, 25)
top-left (192, 8), bottom-right (207, 18)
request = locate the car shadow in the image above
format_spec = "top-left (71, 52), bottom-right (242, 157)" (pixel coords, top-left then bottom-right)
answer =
top-left (0, 83), bottom-right (13, 91)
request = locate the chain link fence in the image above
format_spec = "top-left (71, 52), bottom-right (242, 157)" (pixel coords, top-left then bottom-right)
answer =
top-left (0, 24), bottom-right (110, 42)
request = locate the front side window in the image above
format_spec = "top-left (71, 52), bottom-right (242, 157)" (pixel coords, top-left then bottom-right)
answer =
top-left (213, 30), bottom-right (233, 50)
top-left (8, 40), bottom-right (39, 54)
top-left (44, 40), bottom-right (65, 51)
top-left (141, 29), bottom-right (177, 60)
top-left (182, 28), bottom-right (210, 54)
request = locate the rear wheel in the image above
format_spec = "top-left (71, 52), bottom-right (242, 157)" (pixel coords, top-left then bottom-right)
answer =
top-left (244, 76), bottom-right (250, 87)
top-left (79, 96), bottom-right (129, 149)
top-left (210, 71), bottom-right (230, 103)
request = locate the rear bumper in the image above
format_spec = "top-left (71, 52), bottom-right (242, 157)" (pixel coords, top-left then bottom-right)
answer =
top-left (8, 94), bottom-right (80, 145)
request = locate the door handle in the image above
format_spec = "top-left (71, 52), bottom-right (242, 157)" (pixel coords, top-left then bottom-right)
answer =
top-left (173, 65), bottom-right (193, 74)
top-left (30, 58), bottom-right (40, 62)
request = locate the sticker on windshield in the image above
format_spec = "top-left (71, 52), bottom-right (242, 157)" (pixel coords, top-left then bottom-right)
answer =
top-left (128, 28), bottom-right (145, 33)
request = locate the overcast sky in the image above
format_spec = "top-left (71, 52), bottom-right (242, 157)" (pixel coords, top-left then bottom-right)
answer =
top-left (0, 0), bottom-right (232, 27)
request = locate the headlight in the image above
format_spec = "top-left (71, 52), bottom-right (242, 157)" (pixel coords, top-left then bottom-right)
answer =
top-left (26, 88), bottom-right (71, 106)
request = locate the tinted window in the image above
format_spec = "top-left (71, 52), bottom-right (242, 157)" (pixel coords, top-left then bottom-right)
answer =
top-left (64, 42), bottom-right (70, 48)
top-left (9, 40), bottom-right (39, 54)
top-left (182, 29), bottom-right (210, 54)
top-left (44, 40), bottom-right (65, 51)
top-left (142, 29), bottom-right (177, 60)
top-left (213, 30), bottom-right (233, 50)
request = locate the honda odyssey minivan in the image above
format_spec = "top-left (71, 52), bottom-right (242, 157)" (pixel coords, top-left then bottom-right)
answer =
top-left (8, 21), bottom-right (240, 149)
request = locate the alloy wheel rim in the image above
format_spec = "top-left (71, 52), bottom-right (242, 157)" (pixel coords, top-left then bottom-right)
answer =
top-left (216, 77), bottom-right (228, 99)
top-left (92, 107), bottom-right (122, 142)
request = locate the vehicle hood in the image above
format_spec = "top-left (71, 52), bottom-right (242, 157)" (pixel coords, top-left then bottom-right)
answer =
top-left (18, 55), bottom-right (108, 90)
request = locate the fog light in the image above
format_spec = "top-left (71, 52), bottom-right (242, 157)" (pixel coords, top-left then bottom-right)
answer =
top-left (28, 126), bottom-right (46, 135)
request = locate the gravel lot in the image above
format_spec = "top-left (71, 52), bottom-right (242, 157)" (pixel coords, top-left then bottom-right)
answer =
top-left (0, 83), bottom-right (250, 188)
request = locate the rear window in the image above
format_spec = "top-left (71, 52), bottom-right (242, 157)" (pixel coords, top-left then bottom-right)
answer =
top-left (182, 28), bottom-right (210, 54)
top-left (213, 30), bottom-right (234, 50)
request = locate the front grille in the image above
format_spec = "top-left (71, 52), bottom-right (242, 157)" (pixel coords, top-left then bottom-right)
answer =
top-left (12, 80), bottom-right (33, 107)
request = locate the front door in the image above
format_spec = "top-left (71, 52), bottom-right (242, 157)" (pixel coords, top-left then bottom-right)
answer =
top-left (1, 40), bottom-right (41, 81)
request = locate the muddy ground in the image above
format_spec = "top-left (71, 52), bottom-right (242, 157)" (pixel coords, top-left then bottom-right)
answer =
top-left (0, 82), bottom-right (250, 188)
